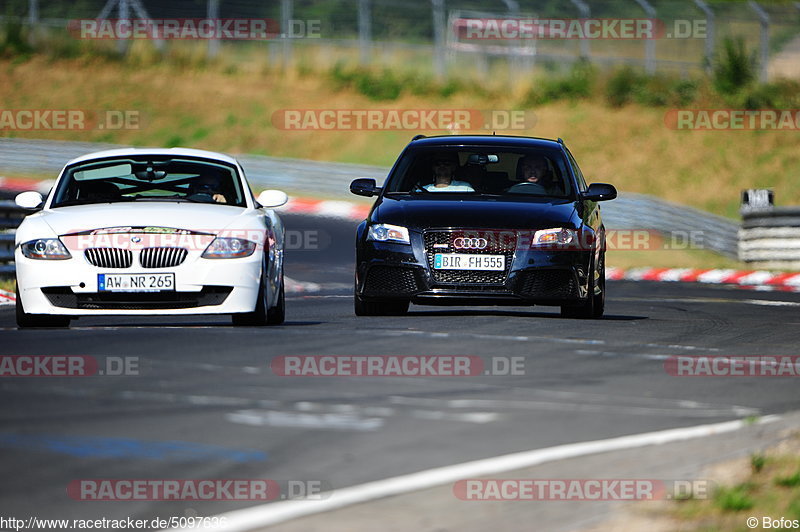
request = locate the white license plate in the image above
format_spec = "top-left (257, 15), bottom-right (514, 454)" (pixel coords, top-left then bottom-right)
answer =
top-left (98, 273), bottom-right (175, 292)
top-left (433, 253), bottom-right (505, 271)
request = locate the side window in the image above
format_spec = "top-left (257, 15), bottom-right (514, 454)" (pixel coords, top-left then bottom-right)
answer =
top-left (565, 149), bottom-right (588, 192)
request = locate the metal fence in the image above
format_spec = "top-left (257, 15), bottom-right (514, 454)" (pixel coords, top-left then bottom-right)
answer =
top-left (2, 0), bottom-right (800, 80)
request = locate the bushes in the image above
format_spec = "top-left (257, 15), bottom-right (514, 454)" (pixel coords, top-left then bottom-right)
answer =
top-left (604, 67), bottom-right (698, 108)
top-left (714, 37), bottom-right (756, 95)
top-left (329, 62), bottom-right (466, 101)
top-left (605, 67), bottom-right (646, 107)
top-left (523, 60), bottom-right (596, 106)
top-left (0, 19), bottom-right (33, 57)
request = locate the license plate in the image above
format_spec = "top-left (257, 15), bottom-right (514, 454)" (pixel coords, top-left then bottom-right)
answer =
top-left (434, 253), bottom-right (505, 270)
top-left (98, 273), bottom-right (175, 292)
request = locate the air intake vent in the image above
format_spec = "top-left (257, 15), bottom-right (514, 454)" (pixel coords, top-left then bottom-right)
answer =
top-left (140, 247), bottom-right (188, 268)
top-left (84, 248), bottom-right (133, 269)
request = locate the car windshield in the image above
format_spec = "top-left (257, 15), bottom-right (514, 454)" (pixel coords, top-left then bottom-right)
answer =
top-left (384, 148), bottom-right (573, 198)
top-left (50, 157), bottom-right (247, 208)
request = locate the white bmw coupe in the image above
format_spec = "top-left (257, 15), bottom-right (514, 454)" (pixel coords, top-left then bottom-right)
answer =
top-left (14, 148), bottom-right (288, 328)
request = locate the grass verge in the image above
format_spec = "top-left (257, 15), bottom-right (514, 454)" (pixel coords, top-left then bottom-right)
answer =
top-left (667, 434), bottom-right (800, 531)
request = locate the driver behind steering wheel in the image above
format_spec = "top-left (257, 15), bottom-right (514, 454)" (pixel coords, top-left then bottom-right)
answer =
top-left (189, 173), bottom-right (228, 204)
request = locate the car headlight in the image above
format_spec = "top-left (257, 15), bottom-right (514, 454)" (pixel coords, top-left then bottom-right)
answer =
top-left (202, 237), bottom-right (257, 259)
top-left (367, 223), bottom-right (410, 245)
top-left (20, 238), bottom-right (72, 260)
top-left (531, 228), bottom-right (577, 247)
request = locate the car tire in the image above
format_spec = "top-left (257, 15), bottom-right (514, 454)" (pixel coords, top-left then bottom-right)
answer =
top-left (15, 285), bottom-right (71, 328)
top-left (354, 292), bottom-right (409, 316)
top-left (266, 276), bottom-right (285, 325)
top-left (233, 262), bottom-right (284, 326)
top-left (560, 253), bottom-right (605, 319)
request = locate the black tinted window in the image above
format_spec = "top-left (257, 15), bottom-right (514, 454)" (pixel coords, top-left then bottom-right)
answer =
top-left (52, 157), bottom-right (245, 208)
top-left (385, 148), bottom-right (572, 198)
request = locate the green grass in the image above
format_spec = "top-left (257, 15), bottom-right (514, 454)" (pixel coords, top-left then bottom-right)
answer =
top-left (714, 483), bottom-right (756, 511)
top-left (670, 435), bottom-right (800, 530)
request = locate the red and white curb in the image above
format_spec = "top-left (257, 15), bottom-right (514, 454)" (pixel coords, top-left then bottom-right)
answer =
top-left (0, 289), bottom-right (14, 305)
top-left (0, 177), bottom-right (53, 194)
top-left (278, 198), bottom-right (369, 221)
top-left (607, 267), bottom-right (800, 291)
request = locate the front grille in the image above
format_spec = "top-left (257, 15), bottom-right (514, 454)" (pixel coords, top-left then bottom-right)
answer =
top-left (515, 270), bottom-right (578, 299)
top-left (42, 286), bottom-right (232, 310)
top-left (424, 230), bottom-right (516, 285)
top-left (140, 247), bottom-right (188, 268)
top-left (363, 266), bottom-right (423, 296)
top-left (84, 248), bottom-right (133, 269)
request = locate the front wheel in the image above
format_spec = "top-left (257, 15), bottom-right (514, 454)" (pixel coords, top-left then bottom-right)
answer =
top-left (232, 264), bottom-right (285, 326)
top-left (561, 254), bottom-right (605, 319)
top-left (266, 277), bottom-right (285, 325)
top-left (16, 285), bottom-right (70, 328)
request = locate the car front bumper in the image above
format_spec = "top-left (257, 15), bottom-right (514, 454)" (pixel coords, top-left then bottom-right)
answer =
top-left (356, 239), bottom-right (593, 306)
top-left (15, 248), bottom-right (263, 316)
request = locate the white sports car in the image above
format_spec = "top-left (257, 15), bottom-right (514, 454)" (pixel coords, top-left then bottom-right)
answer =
top-left (14, 148), bottom-right (288, 328)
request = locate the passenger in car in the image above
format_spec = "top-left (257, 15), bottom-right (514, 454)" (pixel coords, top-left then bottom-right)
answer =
top-left (423, 153), bottom-right (475, 192)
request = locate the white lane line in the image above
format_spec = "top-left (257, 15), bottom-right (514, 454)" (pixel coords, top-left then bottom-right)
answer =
top-left (614, 296), bottom-right (800, 307)
top-left (164, 415), bottom-right (779, 532)
top-left (387, 395), bottom-right (757, 419)
top-left (744, 298), bottom-right (800, 307)
top-left (226, 410), bottom-right (384, 432)
top-left (644, 343), bottom-right (720, 352)
top-left (356, 329), bottom-right (606, 346)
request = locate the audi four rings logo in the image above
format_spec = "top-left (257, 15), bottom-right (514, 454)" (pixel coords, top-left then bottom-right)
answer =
top-left (453, 237), bottom-right (488, 249)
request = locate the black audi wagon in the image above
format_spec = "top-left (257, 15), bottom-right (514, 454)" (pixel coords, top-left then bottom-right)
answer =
top-left (350, 135), bottom-right (616, 318)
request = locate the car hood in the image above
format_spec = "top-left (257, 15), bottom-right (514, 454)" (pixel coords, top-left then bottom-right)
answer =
top-left (34, 202), bottom-right (252, 236)
top-left (373, 196), bottom-right (578, 230)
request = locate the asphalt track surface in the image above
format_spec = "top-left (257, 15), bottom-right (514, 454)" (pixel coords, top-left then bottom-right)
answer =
top-left (1, 213), bottom-right (799, 529)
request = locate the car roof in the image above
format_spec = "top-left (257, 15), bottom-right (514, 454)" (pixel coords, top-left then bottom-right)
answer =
top-left (407, 135), bottom-right (564, 149)
top-left (65, 147), bottom-right (239, 166)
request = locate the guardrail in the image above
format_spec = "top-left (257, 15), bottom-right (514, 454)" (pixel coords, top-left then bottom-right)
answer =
top-left (739, 207), bottom-right (800, 268)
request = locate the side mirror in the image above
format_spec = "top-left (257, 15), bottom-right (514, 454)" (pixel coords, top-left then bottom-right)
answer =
top-left (582, 183), bottom-right (617, 202)
top-left (350, 178), bottom-right (380, 197)
top-left (15, 191), bottom-right (44, 209)
top-left (256, 189), bottom-right (288, 208)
